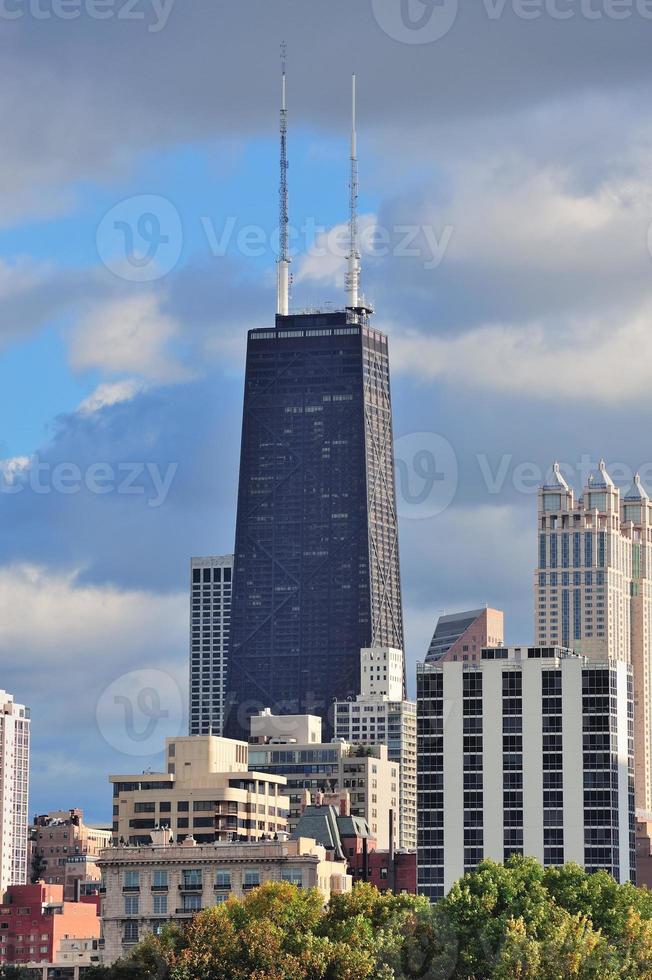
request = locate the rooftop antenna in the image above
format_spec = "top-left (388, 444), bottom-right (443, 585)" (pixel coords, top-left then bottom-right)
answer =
top-left (277, 42), bottom-right (290, 317)
top-left (346, 73), bottom-right (361, 311)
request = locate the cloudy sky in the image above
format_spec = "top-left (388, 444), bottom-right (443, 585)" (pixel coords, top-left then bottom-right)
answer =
top-left (2, 0), bottom-right (652, 822)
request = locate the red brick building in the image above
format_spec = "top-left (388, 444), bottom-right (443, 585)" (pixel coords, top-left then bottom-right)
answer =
top-left (0, 882), bottom-right (100, 967)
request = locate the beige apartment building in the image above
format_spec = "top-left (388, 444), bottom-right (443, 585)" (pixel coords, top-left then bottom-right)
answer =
top-left (31, 810), bottom-right (111, 899)
top-left (248, 710), bottom-right (399, 850)
top-left (98, 835), bottom-right (351, 963)
top-left (536, 461), bottom-right (652, 811)
top-left (110, 736), bottom-right (289, 845)
top-left (334, 648), bottom-right (416, 850)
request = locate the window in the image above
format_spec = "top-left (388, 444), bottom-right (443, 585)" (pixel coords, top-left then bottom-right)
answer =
top-left (281, 869), bottom-right (303, 887)
top-left (152, 895), bottom-right (167, 915)
top-left (182, 894), bottom-right (201, 912)
top-left (215, 871), bottom-right (231, 889)
top-left (182, 869), bottom-right (202, 889)
top-left (243, 870), bottom-right (260, 890)
top-left (152, 870), bottom-right (168, 889)
top-left (123, 921), bottom-right (138, 944)
top-left (123, 871), bottom-right (139, 890)
top-left (124, 896), bottom-right (139, 916)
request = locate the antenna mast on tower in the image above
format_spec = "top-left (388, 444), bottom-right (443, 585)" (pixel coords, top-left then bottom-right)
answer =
top-left (346, 73), bottom-right (361, 311)
top-left (277, 42), bottom-right (290, 316)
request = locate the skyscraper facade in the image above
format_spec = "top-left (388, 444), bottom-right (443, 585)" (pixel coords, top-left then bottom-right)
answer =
top-left (416, 647), bottom-right (635, 901)
top-left (225, 310), bottom-right (404, 738)
top-left (536, 461), bottom-right (652, 811)
top-left (0, 690), bottom-right (30, 894)
top-left (334, 647), bottom-right (416, 850)
top-left (189, 556), bottom-right (233, 737)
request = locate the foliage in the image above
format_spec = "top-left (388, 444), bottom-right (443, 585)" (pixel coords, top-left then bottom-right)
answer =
top-left (0, 968), bottom-right (35, 980)
top-left (91, 861), bottom-right (652, 980)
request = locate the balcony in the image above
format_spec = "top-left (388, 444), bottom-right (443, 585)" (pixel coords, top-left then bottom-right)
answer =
top-left (175, 907), bottom-right (202, 916)
top-left (150, 885), bottom-right (168, 892)
top-left (122, 886), bottom-right (140, 894)
top-left (178, 883), bottom-right (202, 894)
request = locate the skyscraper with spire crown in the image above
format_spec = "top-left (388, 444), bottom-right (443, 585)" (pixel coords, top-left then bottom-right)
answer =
top-left (537, 459), bottom-right (652, 813)
top-left (224, 67), bottom-right (404, 739)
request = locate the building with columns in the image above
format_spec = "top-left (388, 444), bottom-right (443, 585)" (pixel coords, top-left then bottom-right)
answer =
top-left (536, 461), bottom-right (652, 811)
top-left (98, 835), bottom-right (351, 963)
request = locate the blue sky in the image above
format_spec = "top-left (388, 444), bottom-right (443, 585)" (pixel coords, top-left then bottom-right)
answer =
top-left (2, 0), bottom-right (652, 823)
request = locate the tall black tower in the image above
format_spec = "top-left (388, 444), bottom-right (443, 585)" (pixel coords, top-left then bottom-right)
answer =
top-left (224, 308), bottom-right (404, 739)
top-left (224, 68), bottom-right (404, 739)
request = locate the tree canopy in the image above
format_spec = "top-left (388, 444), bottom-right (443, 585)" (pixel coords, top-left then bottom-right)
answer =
top-left (88, 859), bottom-right (652, 980)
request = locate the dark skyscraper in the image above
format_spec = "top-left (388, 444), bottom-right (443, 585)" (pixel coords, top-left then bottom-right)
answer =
top-left (224, 309), bottom-right (404, 738)
top-left (224, 67), bottom-right (403, 738)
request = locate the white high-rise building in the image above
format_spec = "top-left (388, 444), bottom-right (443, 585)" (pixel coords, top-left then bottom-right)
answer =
top-left (0, 690), bottom-right (30, 894)
top-left (416, 648), bottom-right (635, 901)
top-left (189, 556), bottom-right (233, 737)
top-left (535, 461), bottom-right (652, 811)
top-left (334, 648), bottom-right (416, 850)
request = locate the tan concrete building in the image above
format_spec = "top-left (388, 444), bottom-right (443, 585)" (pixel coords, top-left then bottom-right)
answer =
top-left (31, 810), bottom-right (111, 899)
top-left (536, 462), bottom-right (652, 811)
top-left (248, 711), bottom-right (399, 850)
top-left (98, 836), bottom-right (351, 963)
top-left (110, 736), bottom-right (289, 845)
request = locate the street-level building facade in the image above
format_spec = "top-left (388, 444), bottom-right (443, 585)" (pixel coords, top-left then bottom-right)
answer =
top-left (98, 837), bottom-right (351, 963)
top-left (417, 646), bottom-right (635, 901)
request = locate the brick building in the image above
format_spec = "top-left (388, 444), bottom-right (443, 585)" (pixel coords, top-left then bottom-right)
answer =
top-left (31, 810), bottom-right (111, 900)
top-left (0, 882), bottom-right (100, 968)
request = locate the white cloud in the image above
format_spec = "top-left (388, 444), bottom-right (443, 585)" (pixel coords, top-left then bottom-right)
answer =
top-left (69, 294), bottom-right (191, 384)
top-left (0, 564), bottom-right (186, 667)
top-left (0, 456), bottom-right (31, 486)
top-left (293, 214), bottom-right (377, 288)
top-left (390, 298), bottom-right (652, 403)
top-left (77, 379), bottom-right (145, 415)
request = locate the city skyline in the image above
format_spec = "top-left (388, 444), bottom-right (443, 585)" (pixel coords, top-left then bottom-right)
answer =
top-left (3, 3), bottom-right (652, 827)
